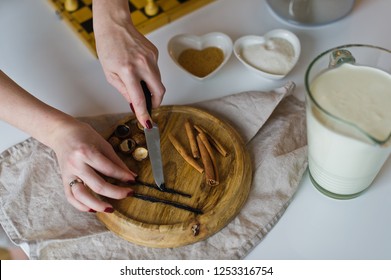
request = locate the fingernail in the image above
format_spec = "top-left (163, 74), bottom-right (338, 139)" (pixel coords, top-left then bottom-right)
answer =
top-left (129, 103), bottom-right (135, 114)
top-left (104, 207), bottom-right (115, 213)
top-left (88, 209), bottom-right (97, 213)
top-left (127, 190), bottom-right (134, 197)
top-left (126, 180), bottom-right (136, 184)
top-left (146, 120), bottom-right (153, 129)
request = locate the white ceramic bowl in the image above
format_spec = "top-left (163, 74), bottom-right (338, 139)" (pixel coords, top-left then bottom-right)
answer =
top-left (167, 32), bottom-right (233, 80)
top-left (233, 29), bottom-right (301, 79)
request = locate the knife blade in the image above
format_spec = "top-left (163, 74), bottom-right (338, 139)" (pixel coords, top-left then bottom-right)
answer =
top-left (140, 81), bottom-right (166, 191)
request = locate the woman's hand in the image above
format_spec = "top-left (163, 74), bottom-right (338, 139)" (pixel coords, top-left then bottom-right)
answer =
top-left (93, 0), bottom-right (166, 128)
top-left (1, 55), bottom-right (137, 214)
top-left (50, 120), bottom-right (136, 213)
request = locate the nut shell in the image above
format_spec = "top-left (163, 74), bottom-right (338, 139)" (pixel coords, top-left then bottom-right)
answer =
top-left (119, 138), bottom-right (136, 154)
top-left (132, 133), bottom-right (146, 146)
top-left (108, 136), bottom-right (121, 148)
top-left (115, 124), bottom-right (131, 138)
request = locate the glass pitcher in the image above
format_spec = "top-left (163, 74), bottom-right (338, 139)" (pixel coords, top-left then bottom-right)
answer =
top-left (266, 0), bottom-right (355, 26)
top-left (305, 44), bottom-right (391, 199)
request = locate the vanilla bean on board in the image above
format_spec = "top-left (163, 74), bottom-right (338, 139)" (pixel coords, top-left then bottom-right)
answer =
top-left (133, 193), bottom-right (203, 215)
top-left (123, 180), bottom-right (192, 198)
top-left (136, 180), bottom-right (192, 198)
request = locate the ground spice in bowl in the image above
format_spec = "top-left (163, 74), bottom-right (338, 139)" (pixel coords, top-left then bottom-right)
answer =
top-left (177, 47), bottom-right (224, 78)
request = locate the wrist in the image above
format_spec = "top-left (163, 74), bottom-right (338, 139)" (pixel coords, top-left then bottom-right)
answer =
top-left (93, 0), bottom-right (131, 23)
top-left (38, 113), bottom-right (84, 150)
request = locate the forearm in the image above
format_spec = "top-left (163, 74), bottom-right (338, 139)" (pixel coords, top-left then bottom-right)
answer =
top-left (0, 70), bottom-right (76, 148)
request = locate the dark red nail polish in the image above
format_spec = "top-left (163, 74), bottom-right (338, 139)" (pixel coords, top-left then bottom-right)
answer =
top-left (146, 120), bottom-right (153, 129)
top-left (126, 180), bottom-right (136, 184)
top-left (127, 190), bottom-right (134, 197)
top-left (104, 207), bottom-right (115, 213)
top-left (129, 103), bottom-right (135, 114)
top-left (88, 209), bottom-right (97, 213)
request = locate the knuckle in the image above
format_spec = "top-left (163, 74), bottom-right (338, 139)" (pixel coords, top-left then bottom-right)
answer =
top-left (106, 74), bottom-right (119, 86)
top-left (133, 53), bottom-right (149, 66)
top-left (73, 144), bottom-right (93, 159)
top-left (149, 48), bottom-right (159, 60)
top-left (120, 63), bottom-right (137, 76)
top-left (69, 144), bottom-right (99, 167)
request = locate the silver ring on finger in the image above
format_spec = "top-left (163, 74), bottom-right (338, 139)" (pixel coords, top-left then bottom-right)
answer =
top-left (69, 178), bottom-right (84, 188)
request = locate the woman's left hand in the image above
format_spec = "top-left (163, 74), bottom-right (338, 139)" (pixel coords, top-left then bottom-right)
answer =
top-left (50, 120), bottom-right (137, 212)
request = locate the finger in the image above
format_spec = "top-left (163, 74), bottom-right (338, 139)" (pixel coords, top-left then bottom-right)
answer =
top-left (99, 141), bottom-right (138, 177)
top-left (103, 148), bottom-right (138, 178)
top-left (122, 77), bottom-right (152, 128)
top-left (105, 72), bottom-right (132, 103)
top-left (70, 181), bottom-right (115, 213)
top-left (143, 76), bottom-right (166, 109)
top-left (63, 180), bottom-right (91, 212)
top-left (83, 144), bottom-right (137, 182)
top-left (79, 166), bottom-right (133, 200)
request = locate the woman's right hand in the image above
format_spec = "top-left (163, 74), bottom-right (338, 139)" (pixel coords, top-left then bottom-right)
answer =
top-left (93, 0), bottom-right (166, 129)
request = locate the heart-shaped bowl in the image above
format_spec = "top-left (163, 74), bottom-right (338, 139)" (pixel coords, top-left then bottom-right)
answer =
top-left (167, 32), bottom-right (233, 80)
top-left (233, 29), bottom-right (301, 79)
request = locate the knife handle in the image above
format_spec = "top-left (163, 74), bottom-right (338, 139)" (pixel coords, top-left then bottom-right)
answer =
top-left (140, 80), bottom-right (152, 116)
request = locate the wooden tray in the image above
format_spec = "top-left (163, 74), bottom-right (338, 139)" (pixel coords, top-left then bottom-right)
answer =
top-left (97, 105), bottom-right (252, 248)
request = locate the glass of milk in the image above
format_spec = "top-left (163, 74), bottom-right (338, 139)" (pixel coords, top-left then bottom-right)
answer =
top-left (305, 44), bottom-right (391, 199)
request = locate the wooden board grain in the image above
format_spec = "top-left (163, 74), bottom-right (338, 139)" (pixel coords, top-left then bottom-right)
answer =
top-left (97, 105), bottom-right (252, 248)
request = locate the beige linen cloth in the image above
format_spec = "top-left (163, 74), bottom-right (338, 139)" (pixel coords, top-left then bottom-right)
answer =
top-left (0, 81), bottom-right (307, 259)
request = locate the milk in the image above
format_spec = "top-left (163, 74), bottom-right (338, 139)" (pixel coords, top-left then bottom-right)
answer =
top-left (307, 63), bottom-right (391, 197)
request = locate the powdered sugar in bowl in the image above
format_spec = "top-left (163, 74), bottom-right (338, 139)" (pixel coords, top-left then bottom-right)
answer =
top-left (234, 29), bottom-right (301, 79)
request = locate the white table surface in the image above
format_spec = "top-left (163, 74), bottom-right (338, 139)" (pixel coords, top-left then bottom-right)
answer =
top-left (0, 0), bottom-right (390, 260)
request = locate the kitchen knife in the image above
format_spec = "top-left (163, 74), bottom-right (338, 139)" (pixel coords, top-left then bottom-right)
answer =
top-left (140, 81), bottom-right (166, 191)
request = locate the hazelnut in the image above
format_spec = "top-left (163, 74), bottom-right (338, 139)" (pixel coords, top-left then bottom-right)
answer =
top-left (136, 121), bottom-right (144, 131)
top-left (132, 147), bottom-right (148, 161)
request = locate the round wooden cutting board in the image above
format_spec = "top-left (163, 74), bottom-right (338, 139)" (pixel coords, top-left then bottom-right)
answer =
top-left (97, 105), bottom-right (252, 248)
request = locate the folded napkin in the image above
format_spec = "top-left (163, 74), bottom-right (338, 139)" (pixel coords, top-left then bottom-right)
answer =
top-left (0, 82), bottom-right (307, 259)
